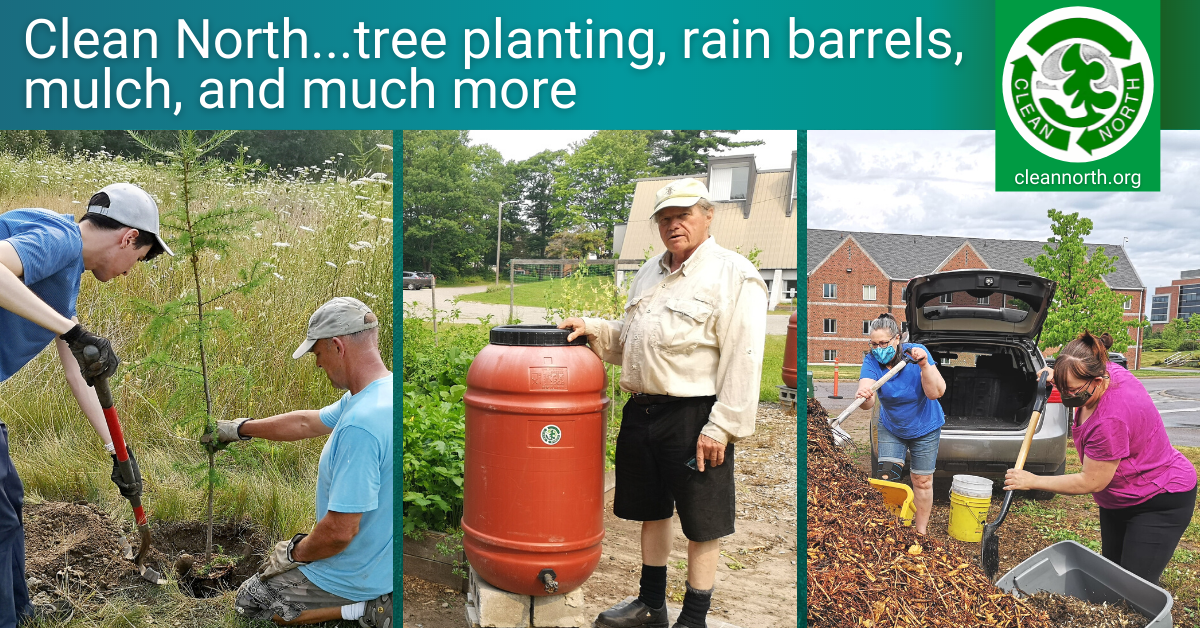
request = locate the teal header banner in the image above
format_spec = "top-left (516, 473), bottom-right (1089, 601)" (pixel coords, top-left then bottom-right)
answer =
top-left (5, 1), bottom-right (996, 129)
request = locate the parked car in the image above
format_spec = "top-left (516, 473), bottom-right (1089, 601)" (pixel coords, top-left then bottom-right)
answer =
top-left (870, 269), bottom-right (1066, 499)
top-left (403, 271), bottom-right (432, 290)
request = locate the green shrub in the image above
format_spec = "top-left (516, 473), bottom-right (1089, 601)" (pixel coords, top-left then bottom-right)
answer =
top-left (1179, 340), bottom-right (1200, 352)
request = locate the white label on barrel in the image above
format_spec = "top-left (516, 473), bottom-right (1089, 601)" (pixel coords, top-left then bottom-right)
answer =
top-left (541, 425), bottom-right (562, 445)
top-left (529, 366), bottom-right (567, 390)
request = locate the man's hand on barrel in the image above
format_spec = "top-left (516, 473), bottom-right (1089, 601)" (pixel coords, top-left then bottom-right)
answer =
top-left (558, 318), bottom-right (587, 342)
top-left (695, 434), bottom-right (725, 472)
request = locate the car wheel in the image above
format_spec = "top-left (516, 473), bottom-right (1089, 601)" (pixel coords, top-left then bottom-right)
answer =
top-left (405, 283), bottom-right (414, 290)
top-left (1031, 460), bottom-right (1066, 501)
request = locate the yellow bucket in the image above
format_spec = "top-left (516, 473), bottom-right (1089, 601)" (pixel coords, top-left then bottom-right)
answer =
top-left (868, 478), bottom-right (916, 526)
top-left (948, 488), bottom-right (992, 542)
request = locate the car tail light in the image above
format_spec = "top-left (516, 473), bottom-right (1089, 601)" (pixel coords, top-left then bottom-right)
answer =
top-left (1047, 386), bottom-right (1062, 404)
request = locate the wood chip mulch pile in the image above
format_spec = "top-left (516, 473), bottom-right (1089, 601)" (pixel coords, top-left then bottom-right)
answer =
top-left (1021, 592), bottom-right (1148, 628)
top-left (806, 397), bottom-right (1053, 627)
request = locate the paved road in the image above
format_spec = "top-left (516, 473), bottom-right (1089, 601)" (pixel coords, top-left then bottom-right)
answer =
top-left (401, 285), bottom-right (790, 334)
top-left (810, 374), bottom-right (1200, 448)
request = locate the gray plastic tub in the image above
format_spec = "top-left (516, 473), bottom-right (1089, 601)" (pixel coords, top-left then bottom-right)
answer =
top-left (995, 541), bottom-right (1173, 627)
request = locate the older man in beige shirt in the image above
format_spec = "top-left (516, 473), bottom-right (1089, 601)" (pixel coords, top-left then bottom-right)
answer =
top-left (560, 178), bottom-right (767, 628)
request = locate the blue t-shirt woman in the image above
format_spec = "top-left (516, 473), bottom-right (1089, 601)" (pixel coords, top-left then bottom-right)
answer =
top-left (856, 313), bottom-right (947, 535)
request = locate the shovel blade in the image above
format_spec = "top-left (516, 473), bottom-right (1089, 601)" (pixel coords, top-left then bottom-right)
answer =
top-left (980, 524), bottom-right (1000, 580)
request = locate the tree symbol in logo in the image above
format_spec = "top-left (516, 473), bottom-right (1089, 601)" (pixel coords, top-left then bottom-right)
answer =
top-left (1040, 43), bottom-right (1118, 128)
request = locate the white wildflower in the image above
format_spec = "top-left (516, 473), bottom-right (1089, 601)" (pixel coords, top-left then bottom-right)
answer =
top-left (348, 240), bottom-right (374, 251)
top-left (355, 195), bottom-right (371, 201)
top-left (370, 172), bottom-right (389, 180)
top-left (214, 306), bottom-right (224, 311)
top-left (381, 217), bottom-right (394, 223)
top-left (364, 292), bottom-right (378, 299)
top-left (325, 261), bottom-right (337, 268)
top-left (72, 200), bottom-right (81, 204)
top-left (272, 272), bottom-right (285, 280)
top-left (357, 211), bottom-right (377, 220)
top-left (376, 144), bottom-right (393, 151)
top-left (214, 254), bottom-right (222, 261)
top-left (336, 153), bottom-right (344, 157)
top-left (345, 259), bottom-right (364, 265)
top-left (299, 226), bottom-right (315, 232)
top-left (272, 242), bottom-right (291, 248)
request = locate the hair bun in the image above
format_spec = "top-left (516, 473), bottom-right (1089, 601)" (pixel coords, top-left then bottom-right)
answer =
top-left (877, 312), bottom-right (895, 321)
top-left (1099, 332), bottom-right (1114, 350)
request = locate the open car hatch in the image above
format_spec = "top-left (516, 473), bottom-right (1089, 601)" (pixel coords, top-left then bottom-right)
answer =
top-left (904, 270), bottom-right (1056, 341)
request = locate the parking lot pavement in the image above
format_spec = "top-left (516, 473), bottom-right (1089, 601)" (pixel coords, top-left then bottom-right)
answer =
top-left (1142, 377), bottom-right (1200, 447)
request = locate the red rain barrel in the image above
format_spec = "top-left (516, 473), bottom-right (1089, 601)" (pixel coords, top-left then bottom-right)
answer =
top-left (462, 325), bottom-right (609, 596)
top-left (782, 312), bottom-right (798, 388)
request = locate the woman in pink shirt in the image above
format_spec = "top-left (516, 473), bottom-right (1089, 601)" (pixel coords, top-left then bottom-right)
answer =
top-left (1004, 332), bottom-right (1197, 585)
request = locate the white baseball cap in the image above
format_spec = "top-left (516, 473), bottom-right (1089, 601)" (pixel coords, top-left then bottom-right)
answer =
top-left (293, 297), bottom-right (379, 359)
top-left (87, 183), bottom-right (174, 256)
top-left (650, 178), bottom-right (711, 221)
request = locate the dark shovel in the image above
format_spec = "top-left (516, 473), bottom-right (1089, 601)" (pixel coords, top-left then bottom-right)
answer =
top-left (83, 346), bottom-right (165, 585)
top-left (981, 371), bottom-right (1050, 580)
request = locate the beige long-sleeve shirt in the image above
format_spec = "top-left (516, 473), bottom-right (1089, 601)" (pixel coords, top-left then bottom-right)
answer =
top-left (580, 237), bottom-right (768, 445)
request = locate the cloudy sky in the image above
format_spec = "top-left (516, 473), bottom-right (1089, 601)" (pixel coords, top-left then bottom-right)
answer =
top-left (807, 130), bottom-right (1200, 304)
top-left (469, 130), bottom-right (797, 170)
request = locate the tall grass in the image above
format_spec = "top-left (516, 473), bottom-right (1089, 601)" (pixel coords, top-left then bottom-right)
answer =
top-left (0, 146), bottom-right (393, 548)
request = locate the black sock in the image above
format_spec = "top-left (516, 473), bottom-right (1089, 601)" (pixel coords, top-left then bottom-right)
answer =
top-left (637, 564), bottom-right (668, 610)
top-left (676, 582), bottom-right (712, 628)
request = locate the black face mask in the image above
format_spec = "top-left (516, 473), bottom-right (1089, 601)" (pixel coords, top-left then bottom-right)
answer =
top-left (1061, 380), bottom-right (1098, 408)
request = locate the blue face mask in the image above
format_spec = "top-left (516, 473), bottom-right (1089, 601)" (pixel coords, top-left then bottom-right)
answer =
top-left (872, 345), bottom-right (896, 364)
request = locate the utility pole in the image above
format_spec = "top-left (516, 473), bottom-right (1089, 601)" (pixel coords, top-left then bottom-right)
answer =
top-left (497, 200), bottom-right (520, 285)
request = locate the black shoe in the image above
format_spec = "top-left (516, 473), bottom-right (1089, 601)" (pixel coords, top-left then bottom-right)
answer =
top-left (596, 599), bottom-right (669, 628)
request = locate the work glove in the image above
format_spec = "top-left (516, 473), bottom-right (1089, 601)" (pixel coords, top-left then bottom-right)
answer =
top-left (260, 533), bottom-right (309, 580)
top-left (110, 445), bottom-right (143, 500)
top-left (60, 324), bottom-right (120, 387)
top-left (201, 418), bottom-right (254, 445)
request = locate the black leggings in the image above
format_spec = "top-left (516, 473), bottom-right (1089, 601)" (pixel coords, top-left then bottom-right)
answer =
top-left (1098, 484), bottom-right (1197, 585)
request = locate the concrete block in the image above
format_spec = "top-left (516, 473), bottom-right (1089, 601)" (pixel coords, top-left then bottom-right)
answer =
top-left (531, 586), bottom-right (587, 627)
top-left (468, 567), bottom-right (531, 628)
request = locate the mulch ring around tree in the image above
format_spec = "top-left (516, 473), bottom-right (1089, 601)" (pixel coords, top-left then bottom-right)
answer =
top-left (24, 500), bottom-right (270, 613)
top-left (806, 397), bottom-right (1161, 628)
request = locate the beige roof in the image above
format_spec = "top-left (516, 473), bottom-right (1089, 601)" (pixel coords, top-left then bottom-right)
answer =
top-left (620, 172), bottom-right (797, 270)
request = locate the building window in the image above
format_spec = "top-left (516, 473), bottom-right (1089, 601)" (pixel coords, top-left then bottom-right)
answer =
top-left (824, 349), bottom-right (837, 362)
top-left (940, 294), bottom-right (953, 304)
top-left (863, 320), bottom-right (870, 335)
top-left (978, 296), bottom-right (990, 305)
top-left (823, 319), bottom-right (837, 334)
top-left (784, 280), bottom-right (797, 300)
top-left (1150, 294), bottom-right (1170, 324)
top-left (1123, 296), bottom-right (1133, 310)
top-left (710, 166), bottom-right (750, 201)
top-left (1180, 286), bottom-right (1200, 319)
top-left (863, 285), bottom-right (877, 301)
top-left (823, 283), bottom-right (837, 299)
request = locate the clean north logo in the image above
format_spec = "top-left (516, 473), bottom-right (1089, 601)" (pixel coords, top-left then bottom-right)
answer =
top-left (540, 424), bottom-right (562, 446)
top-left (1003, 7), bottom-right (1153, 163)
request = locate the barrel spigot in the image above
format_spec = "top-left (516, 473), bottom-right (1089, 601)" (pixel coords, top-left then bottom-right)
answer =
top-left (538, 568), bottom-right (559, 594)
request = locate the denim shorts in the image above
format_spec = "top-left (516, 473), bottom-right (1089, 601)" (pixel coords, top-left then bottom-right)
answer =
top-left (877, 425), bottom-right (941, 476)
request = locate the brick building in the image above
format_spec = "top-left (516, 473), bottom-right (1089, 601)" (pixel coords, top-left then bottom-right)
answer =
top-left (807, 230), bottom-right (1147, 367)
top-left (1149, 269), bottom-right (1200, 332)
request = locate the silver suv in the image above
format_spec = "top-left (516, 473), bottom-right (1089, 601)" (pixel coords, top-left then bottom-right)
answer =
top-left (870, 269), bottom-right (1067, 498)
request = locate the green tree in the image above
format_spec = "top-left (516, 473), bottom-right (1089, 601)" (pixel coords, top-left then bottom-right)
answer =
top-left (648, 130), bottom-right (764, 175)
top-left (1025, 209), bottom-right (1140, 353)
top-left (555, 130), bottom-right (657, 244)
top-left (509, 149), bottom-right (567, 258)
top-left (402, 131), bottom-right (504, 278)
top-left (130, 130), bottom-right (271, 562)
top-left (545, 229), bottom-right (609, 259)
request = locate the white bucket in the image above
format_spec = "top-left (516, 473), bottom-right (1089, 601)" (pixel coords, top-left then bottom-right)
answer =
top-left (950, 474), bottom-right (994, 499)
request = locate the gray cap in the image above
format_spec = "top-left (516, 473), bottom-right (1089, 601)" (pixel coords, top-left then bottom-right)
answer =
top-left (87, 183), bottom-right (174, 256)
top-left (292, 297), bottom-right (379, 359)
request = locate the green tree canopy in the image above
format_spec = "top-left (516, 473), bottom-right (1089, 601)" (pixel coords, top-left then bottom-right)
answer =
top-left (648, 130), bottom-right (763, 175)
top-left (1025, 209), bottom-right (1140, 353)
top-left (554, 130), bottom-right (657, 247)
top-left (508, 149), bottom-right (567, 259)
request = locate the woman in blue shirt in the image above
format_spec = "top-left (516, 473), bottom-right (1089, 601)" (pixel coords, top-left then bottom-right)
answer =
top-left (855, 313), bottom-right (947, 535)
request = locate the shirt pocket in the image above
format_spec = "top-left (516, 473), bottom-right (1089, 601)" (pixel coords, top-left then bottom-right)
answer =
top-left (659, 297), bottom-right (715, 353)
top-left (620, 296), bottom-right (646, 345)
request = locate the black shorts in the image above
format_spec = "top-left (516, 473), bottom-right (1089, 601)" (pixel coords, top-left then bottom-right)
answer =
top-left (613, 396), bottom-right (735, 542)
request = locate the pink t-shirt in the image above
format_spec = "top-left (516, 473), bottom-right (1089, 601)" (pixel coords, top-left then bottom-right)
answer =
top-left (1072, 363), bottom-right (1197, 509)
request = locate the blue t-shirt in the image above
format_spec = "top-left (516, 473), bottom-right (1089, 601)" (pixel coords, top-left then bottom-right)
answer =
top-left (0, 209), bottom-right (84, 381)
top-left (861, 343), bottom-right (945, 440)
top-left (300, 373), bottom-right (394, 600)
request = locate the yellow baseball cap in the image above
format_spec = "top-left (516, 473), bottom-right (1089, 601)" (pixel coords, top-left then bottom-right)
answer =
top-left (651, 178), bottom-right (711, 220)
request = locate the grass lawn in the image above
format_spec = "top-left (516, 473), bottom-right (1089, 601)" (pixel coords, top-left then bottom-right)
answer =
top-left (809, 364), bottom-right (861, 381)
top-left (760, 335), bottom-right (787, 402)
top-left (427, 275), bottom-right (494, 288)
top-left (457, 276), bottom-right (616, 308)
top-left (1130, 369), bottom-right (1200, 378)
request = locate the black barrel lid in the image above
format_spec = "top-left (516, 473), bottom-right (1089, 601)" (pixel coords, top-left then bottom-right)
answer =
top-left (489, 324), bottom-right (588, 347)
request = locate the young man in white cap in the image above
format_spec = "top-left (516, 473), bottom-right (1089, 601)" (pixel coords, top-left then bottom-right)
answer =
top-left (0, 182), bottom-right (171, 623)
top-left (212, 296), bottom-right (393, 627)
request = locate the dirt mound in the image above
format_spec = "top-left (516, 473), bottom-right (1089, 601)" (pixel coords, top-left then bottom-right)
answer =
top-left (25, 501), bottom-right (138, 598)
top-left (24, 501), bottom-right (270, 605)
top-left (805, 398), bottom-right (1051, 627)
top-left (1022, 591), bottom-right (1148, 628)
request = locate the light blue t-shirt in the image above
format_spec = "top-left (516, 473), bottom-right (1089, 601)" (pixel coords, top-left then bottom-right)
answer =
top-left (0, 209), bottom-right (84, 381)
top-left (861, 343), bottom-right (945, 440)
top-left (300, 373), bottom-right (394, 600)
